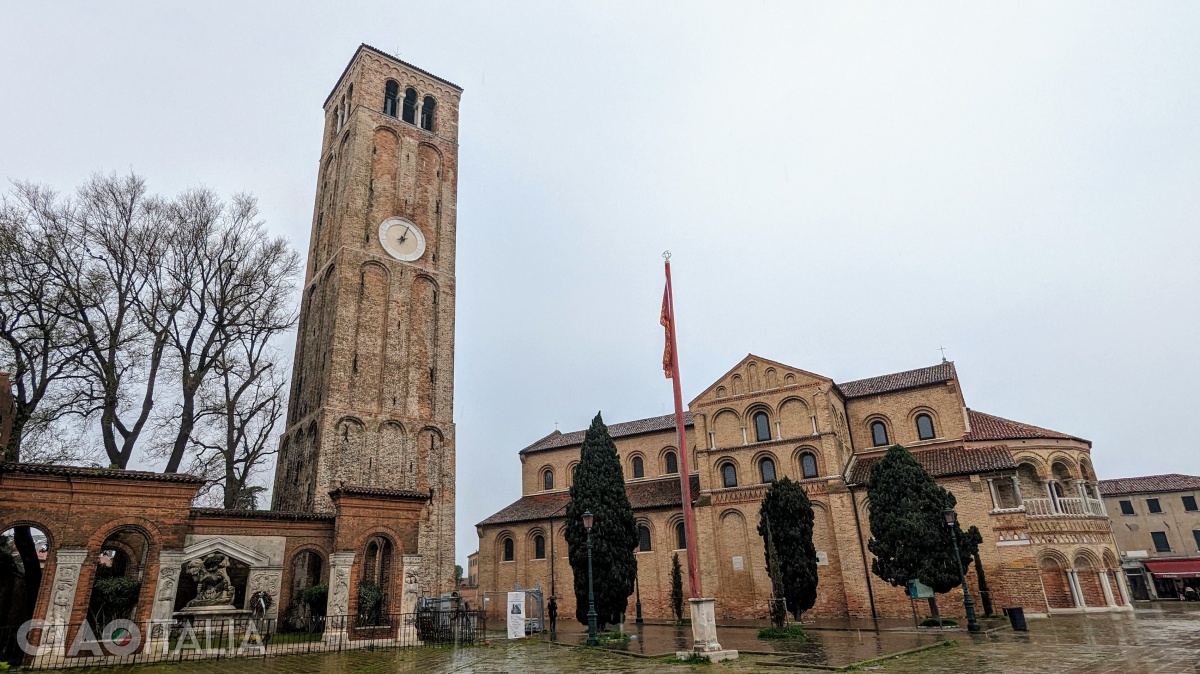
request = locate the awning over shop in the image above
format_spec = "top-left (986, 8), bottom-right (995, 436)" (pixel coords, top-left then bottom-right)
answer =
top-left (1144, 559), bottom-right (1200, 579)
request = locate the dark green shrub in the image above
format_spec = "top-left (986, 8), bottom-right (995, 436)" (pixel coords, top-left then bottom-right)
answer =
top-left (758, 624), bottom-right (807, 640)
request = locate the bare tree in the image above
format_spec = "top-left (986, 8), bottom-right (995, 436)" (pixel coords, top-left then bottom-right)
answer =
top-left (185, 298), bottom-right (294, 508)
top-left (38, 173), bottom-right (176, 468)
top-left (157, 189), bottom-right (299, 473)
top-left (0, 183), bottom-right (89, 462)
top-left (1, 172), bottom-right (299, 486)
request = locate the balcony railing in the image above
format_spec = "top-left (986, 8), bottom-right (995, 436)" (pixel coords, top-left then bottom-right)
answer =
top-left (1022, 497), bottom-right (1105, 518)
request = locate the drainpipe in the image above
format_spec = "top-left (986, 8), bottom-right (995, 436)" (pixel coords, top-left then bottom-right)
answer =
top-left (848, 484), bottom-right (878, 622)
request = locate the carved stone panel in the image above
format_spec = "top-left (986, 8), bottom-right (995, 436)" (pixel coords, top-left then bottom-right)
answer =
top-left (40, 549), bottom-right (87, 656)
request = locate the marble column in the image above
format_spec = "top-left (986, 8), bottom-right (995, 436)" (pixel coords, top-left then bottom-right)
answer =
top-left (1067, 570), bottom-right (1086, 608)
top-left (1011, 475), bottom-right (1023, 505)
top-left (146, 551), bottom-right (184, 656)
top-left (38, 548), bottom-right (88, 657)
top-left (399, 555), bottom-right (421, 644)
top-left (1115, 570), bottom-right (1133, 605)
top-left (323, 552), bottom-right (356, 647)
top-left (677, 598), bottom-right (737, 662)
top-left (1098, 570), bottom-right (1116, 607)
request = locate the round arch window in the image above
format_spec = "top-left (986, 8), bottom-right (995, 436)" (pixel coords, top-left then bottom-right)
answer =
top-left (754, 412), bottom-right (771, 442)
top-left (721, 463), bottom-right (738, 488)
top-left (801, 453), bottom-right (819, 479)
top-left (916, 414), bottom-right (935, 440)
top-left (870, 421), bottom-right (889, 447)
top-left (760, 457), bottom-right (777, 483)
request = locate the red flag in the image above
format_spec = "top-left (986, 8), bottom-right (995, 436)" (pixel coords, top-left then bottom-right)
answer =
top-left (661, 285), bottom-right (673, 378)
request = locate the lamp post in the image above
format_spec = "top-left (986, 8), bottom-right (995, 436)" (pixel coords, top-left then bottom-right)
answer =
top-left (943, 508), bottom-right (980, 633)
top-left (635, 572), bottom-right (643, 624)
top-left (584, 510), bottom-right (598, 646)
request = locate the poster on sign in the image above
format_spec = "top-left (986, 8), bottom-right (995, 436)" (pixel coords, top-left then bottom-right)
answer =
top-left (507, 591), bottom-right (526, 639)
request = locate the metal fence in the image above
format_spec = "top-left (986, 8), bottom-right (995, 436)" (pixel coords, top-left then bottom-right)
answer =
top-left (0, 609), bottom-right (486, 670)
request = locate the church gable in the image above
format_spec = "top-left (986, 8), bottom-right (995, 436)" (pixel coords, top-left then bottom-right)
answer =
top-left (691, 354), bottom-right (831, 407)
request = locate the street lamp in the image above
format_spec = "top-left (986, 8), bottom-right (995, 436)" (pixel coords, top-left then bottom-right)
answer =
top-left (584, 510), bottom-right (598, 646)
top-left (635, 572), bottom-right (644, 624)
top-left (943, 508), bottom-right (980, 633)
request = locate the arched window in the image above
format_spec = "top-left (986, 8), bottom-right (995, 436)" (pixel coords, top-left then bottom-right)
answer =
top-left (383, 80), bottom-right (399, 117)
top-left (345, 84), bottom-right (353, 121)
top-left (870, 421), bottom-right (889, 447)
top-left (801, 453), bottom-right (819, 479)
top-left (664, 451), bottom-right (678, 474)
top-left (632, 456), bottom-right (644, 479)
top-left (502, 537), bottom-right (514, 562)
top-left (534, 535), bottom-right (546, 559)
top-left (542, 468), bottom-right (554, 490)
top-left (916, 414), bottom-right (935, 440)
top-left (402, 88), bottom-right (417, 124)
top-left (420, 96), bottom-right (436, 131)
top-left (754, 412), bottom-right (771, 442)
top-left (567, 462), bottom-right (578, 487)
top-left (675, 522), bottom-right (686, 550)
top-left (362, 535), bottom-right (393, 589)
top-left (638, 525), bottom-right (652, 552)
top-left (760, 457), bottom-right (777, 483)
top-left (721, 462), bottom-right (738, 488)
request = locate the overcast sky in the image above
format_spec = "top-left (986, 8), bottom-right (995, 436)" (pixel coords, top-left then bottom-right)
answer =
top-left (3, 2), bottom-right (1198, 567)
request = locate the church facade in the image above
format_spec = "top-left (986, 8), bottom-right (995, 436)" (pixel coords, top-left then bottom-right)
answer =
top-left (476, 356), bottom-right (1131, 621)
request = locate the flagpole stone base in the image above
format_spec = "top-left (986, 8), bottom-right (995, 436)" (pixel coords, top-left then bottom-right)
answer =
top-left (676, 598), bottom-right (738, 662)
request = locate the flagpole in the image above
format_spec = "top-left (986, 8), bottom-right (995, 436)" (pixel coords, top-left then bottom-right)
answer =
top-left (664, 255), bottom-right (702, 599)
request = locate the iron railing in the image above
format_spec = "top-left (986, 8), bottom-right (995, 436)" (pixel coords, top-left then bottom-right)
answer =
top-left (0, 609), bottom-right (485, 670)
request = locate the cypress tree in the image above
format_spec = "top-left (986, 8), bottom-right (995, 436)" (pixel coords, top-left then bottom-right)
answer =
top-left (965, 525), bottom-right (991, 616)
top-left (670, 553), bottom-right (684, 624)
top-left (564, 412), bottom-right (638, 629)
top-left (764, 524), bottom-right (787, 628)
top-left (757, 477), bottom-right (819, 621)
top-left (866, 445), bottom-right (973, 620)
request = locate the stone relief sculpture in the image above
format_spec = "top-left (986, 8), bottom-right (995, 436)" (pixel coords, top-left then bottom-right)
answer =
top-left (156, 565), bottom-right (179, 601)
top-left (183, 552), bottom-right (236, 608)
top-left (329, 566), bottom-right (351, 616)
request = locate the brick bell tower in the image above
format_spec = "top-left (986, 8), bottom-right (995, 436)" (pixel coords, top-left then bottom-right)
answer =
top-left (273, 45), bottom-right (461, 593)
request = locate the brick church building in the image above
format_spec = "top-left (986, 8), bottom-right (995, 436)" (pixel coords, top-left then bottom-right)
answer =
top-left (476, 356), bottom-right (1131, 621)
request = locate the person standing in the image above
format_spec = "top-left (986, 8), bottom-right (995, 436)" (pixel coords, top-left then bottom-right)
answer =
top-left (548, 597), bottom-right (558, 635)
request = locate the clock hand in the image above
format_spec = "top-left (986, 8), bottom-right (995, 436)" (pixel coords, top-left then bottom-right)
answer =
top-left (398, 225), bottom-right (411, 243)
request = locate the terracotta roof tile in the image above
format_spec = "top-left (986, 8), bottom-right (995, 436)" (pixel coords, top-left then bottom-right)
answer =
top-left (329, 485), bottom-right (430, 500)
top-left (1098, 474), bottom-right (1200, 496)
top-left (964, 410), bottom-right (1087, 444)
top-left (847, 444), bottom-right (1015, 486)
top-left (191, 508), bottom-right (336, 521)
top-left (519, 412), bottom-right (693, 455)
top-left (478, 474), bottom-right (700, 527)
top-left (837, 363), bottom-right (956, 398)
top-left (0, 462), bottom-right (205, 484)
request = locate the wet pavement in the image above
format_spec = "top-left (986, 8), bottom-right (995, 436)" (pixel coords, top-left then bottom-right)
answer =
top-left (549, 621), bottom-right (952, 667)
top-left (69, 603), bottom-right (1200, 673)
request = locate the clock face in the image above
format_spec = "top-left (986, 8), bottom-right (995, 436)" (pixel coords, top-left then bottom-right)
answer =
top-left (378, 217), bottom-right (426, 262)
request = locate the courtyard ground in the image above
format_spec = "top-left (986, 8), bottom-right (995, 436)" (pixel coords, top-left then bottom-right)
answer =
top-left (69, 603), bottom-right (1198, 673)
